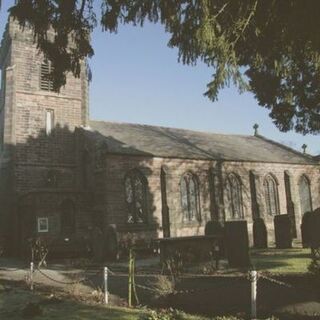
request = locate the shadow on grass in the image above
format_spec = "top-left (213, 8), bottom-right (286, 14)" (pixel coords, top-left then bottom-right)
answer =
top-left (0, 279), bottom-right (144, 320)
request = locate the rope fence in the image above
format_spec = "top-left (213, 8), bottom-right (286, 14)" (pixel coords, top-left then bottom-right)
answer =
top-left (0, 254), bottom-right (302, 317)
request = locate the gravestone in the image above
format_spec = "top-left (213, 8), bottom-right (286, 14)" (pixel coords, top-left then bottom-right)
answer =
top-left (309, 210), bottom-right (320, 249)
top-left (274, 214), bottom-right (292, 249)
top-left (204, 220), bottom-right (225, 257)
top-left (301, 211), bottom-right (313, 248)
top-left (105, 225), bottom-right (118, 261)
top-left (224, 221), bottom-right (250, 268)
top-left (253, 218), bottom-right (268, 248)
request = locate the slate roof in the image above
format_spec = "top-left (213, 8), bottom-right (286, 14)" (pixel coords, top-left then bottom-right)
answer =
top-left (85, 120), bottom-right (317, 165)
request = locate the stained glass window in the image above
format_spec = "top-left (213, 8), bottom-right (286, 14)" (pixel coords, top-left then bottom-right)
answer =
top-left (264, 175), bottom-right (280, 215)
top-left (180, 173), bottom-right (201, 222)
top-left (125, 170), bottom-right (148, 224)
top-left (226, 173), bottom-right (243, 219)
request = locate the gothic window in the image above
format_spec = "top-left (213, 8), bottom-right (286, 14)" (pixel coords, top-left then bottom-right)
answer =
top-left (263, 174), bottom-right (280, 216)
top-left (40, 60), bottom-right (55, 91)
top-left (299, 174), bottom-right (312, 215)
top-left (60, 200), bottom-right (76, 236)
top-left (180, 172), bottom-right (201, 222)
top-left (125, 170), bottom-right (148, 224)
top-left (226, 173), bottom-right (243, 219)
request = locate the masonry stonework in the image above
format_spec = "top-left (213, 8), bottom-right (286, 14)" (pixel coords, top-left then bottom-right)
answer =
top-left (0, 18), bottom-right (319, 257)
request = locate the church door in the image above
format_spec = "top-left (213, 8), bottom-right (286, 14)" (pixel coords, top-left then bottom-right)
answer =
top-left (161, 167), bottom-right (170, 238)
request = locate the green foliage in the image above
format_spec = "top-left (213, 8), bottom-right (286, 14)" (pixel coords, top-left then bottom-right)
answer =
top-left (163, 252), bottom-right (184, 286)
top-left (7, 1), bottom-right (320, 133)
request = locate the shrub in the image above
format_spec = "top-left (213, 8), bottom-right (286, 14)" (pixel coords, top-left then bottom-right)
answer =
top-left (163, 252), bottom-right (184, 286)
top-left (148, 275), bottom-right (175, 299)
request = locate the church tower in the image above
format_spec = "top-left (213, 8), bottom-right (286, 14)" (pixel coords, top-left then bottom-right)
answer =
top-left (0, 18), bottom-right (91, 254)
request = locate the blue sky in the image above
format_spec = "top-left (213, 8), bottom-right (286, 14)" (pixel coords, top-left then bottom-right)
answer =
top-left (1, 1), bottom-right (319, 154)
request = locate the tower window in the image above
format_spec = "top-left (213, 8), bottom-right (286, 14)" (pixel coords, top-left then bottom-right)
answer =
top-left (45, 109), bottom-right (54, 135)
top-left (40, 60), bottom-right (55, 91)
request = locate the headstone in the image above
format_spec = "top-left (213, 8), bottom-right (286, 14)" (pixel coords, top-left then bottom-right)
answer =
top-left (309, 210), bottom-right (320, 249)
top-left (224, 221), bottom-right (250, 268)
top-left (205, 221), bottom-right (225, 256)
top-left (253, 218), bottom-right (268, 248)
top-left (301, 211), bottom-right (313, 248)
top-left (274, 214), bottom-right (292, 249)
top-left (205, 220), bottom-right (223, 236)
top-left (105, 225), bottom-right (118, 261)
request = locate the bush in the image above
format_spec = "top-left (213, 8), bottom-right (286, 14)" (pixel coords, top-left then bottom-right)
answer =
top-left (148, 275), bottom-right (175, 299)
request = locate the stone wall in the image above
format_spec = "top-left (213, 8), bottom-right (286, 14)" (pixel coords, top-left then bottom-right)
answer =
top-left (0, 19), bottom-right (89, 254)
top-left (102, 153), bottom-right (320, 246)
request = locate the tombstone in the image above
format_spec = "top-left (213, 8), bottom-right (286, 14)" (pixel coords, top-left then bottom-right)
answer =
top-left (224, 221), bottom-right (250, 268)
top-left (205, 220), bottom-right (225, 256)
top-left (309, 209), bottom-right (320, 249)
top-left (253, 218), bottom-right (268, 248)
top-left (105, 225), bottom-right (118, 261)
top-left (274, 214), bottom-right (292, 249)
top-left (91, 226), bottom-right (105, 262)
top-left (301, 211), bottom-right (313, 248)
top-left (205, 220), bottom-right (223, 236)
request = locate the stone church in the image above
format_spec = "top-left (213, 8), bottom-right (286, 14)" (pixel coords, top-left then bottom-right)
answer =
top-left (0, 18), bottom-right (319, 256)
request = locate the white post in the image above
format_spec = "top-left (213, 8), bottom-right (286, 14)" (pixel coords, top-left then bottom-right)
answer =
top-left (30, 262), bottom-right (34, 291)
top-left (104, 267), bottom-right (109, 304)
top-left (250, 270), bottom-right (257, 319)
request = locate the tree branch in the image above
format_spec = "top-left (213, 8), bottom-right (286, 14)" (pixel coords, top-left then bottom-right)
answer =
top-left (79, 0), bottom-right (86, 18)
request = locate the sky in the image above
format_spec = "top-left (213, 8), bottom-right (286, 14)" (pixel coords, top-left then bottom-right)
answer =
top-left (0, 1), bottom-right (319, 155)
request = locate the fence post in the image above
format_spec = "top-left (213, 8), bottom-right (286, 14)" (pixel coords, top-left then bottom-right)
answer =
top-left (30, 262), bottom-right (34, 291)
top-left (104, 267), bottom-right (109, 305)
top-left (250, 270), bottom-right (257, 319)
top-left (128, 249), bottom-right (133, 307)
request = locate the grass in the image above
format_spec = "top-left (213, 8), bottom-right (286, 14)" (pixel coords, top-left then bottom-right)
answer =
top-left (0, 283), bottom-right (211, 320)
top-left (250, 248), bottom-right (311, 273)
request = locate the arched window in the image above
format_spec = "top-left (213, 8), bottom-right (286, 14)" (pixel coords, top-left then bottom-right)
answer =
top-left (264, 174), bottom-right (280, 215)
top-left (180, 172), bottom-right (201, 222)
top-left (125, 170), bottom-right (148, 224)
top-left (299, 175), bottom-right (312, 215)
top-left (226, 173), bottom-right (243, 219)
top-left (60, 200), bottom-right (76, 236)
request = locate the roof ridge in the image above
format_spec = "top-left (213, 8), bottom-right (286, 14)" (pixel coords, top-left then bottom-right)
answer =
top-left (89, 119), bottom-right (252, 138)
top-left (254, 134), bottom-right (316, 161)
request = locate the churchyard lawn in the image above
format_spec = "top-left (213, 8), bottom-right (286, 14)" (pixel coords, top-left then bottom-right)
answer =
top-left (250, 248), bottom-right (311, 274)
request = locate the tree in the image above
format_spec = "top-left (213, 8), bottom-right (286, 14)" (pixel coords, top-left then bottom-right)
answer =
top-left (5, 0), bottom-right (320, 134)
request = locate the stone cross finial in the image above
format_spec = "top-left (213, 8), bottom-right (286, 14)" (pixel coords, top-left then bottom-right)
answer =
top-left (302, 144), bottom-right (307, 154)
top-left (253, 123), bottom-right (259, 136)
